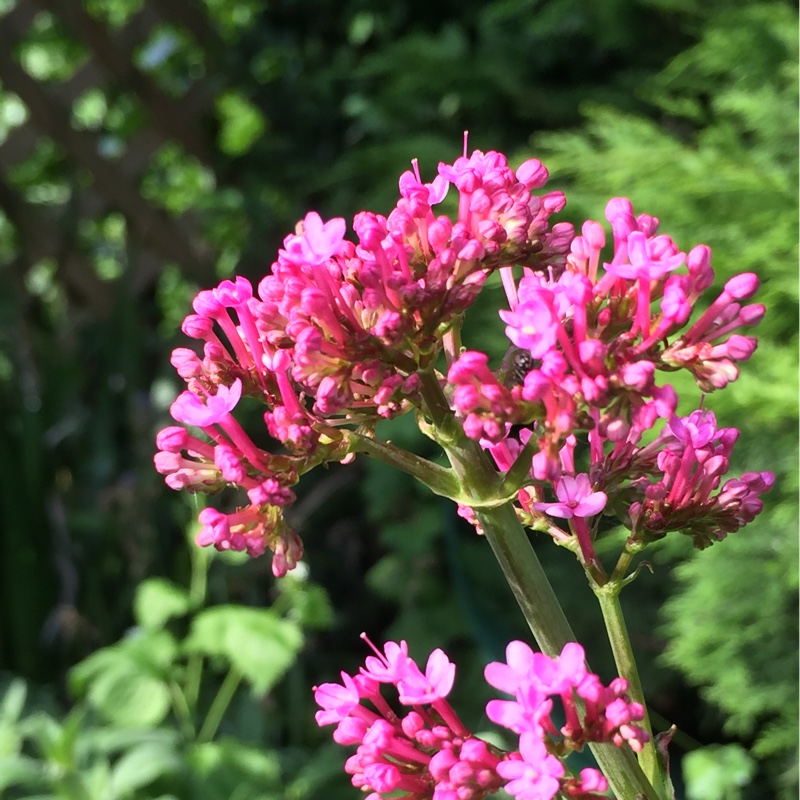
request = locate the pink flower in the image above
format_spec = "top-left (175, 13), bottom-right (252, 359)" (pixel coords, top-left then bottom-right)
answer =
top-left (362, 639), bottom-right (413, 683)
top-left (499, 284), bottom-right (558, 358)
top-left (315, 639), bottom-right (476, 798)
top-left (533, 474), bottom-right (607, 519)
top-left (604, 231), bottom-right (685, 281)
top-left (314, 671), bottom-right (363, 726)
top-left (170, 379), bottom-right (242, 427)
top-left (496, 732), bottom-right (564, 800)
top-left (397, 648), bottom-right (456, 704)
top-left (282, 211), bottom-right (347, 266)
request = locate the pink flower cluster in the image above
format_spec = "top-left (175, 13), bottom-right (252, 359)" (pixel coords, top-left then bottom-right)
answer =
top-left (451, 198), bottom-right (763, 453)
top-left (314, 637), bottom-right (646, 800)
top-left (154, 142), bottom-right (773, 573)
top-left (154, 147), bottom-right (571, 573)
top-left (448, 196), bottom-right (772, 562)
top-left (617, 409), bottom-right (775, 548)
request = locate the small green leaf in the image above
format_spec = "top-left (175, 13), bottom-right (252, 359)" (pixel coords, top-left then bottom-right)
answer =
top-left (185, 606), bottom-right (302, 694)
top-left (0, 678), bottom-right (27, 722)
top-left (684, 744), bottom-right (756, 800)
top-left (0, 755), bottom-right (46, 791)
top-left (216, 92), bottom-right (267, 156)
top-left (0, 722), bottom-right (20, 758)
top-left (110, 742), bottom-right (184, 794)
top-left (48, 707), bottom-right (86, 768)
top-left (134, 578), bottom-right (191, 629)
top-left (86, 665), bottom-right (172, 727)
top-left (70, 630), bottom-right (178, 697)
top-left (82, 757), bottom-right (112, 800)
top-left (17, 713), bottom-right (63, 760)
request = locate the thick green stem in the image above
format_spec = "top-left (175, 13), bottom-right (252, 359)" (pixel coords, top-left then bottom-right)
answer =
top-left (596, 587), bottom-right (668, 795)
top-left (382, 369), bottom-right (662, 798)
top-left (470, 495), bottom-right (659, 800)
top-left (473, 501), bottom-right (572, 654)
top-left (435, 443), bottom-right (659, 797)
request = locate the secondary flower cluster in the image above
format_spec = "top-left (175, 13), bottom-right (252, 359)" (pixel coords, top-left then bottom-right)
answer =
top-left (448, 197), bottom-right (772, 563)
top-left (314, 637), bottom-right (647, 800)
top-left (449, 199), bottom-right (764, 455)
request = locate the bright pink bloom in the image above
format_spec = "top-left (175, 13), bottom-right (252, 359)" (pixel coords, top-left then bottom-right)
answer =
top-left (318, 638), bottom-right (654, 800)
top-left (485, 641), bottom-right (649, 755)
top-left (362, 639), bottom-right (413, 683)
top-left (314, 671), bottom-right (363, 726)
top-left (533, 474), bottom-right (607, 519)
top-left (496, 733), bottom-right (564, 800)
top-left (397, 649), bottom-right (456, 704)
top-left (281, 211), bottom-right (347, 266)
top-left (170, 379), bottom-right (242, 427)
top-left (447, 350), bottom-right (534, 443)
top-left (500, 285), bottom-right (559, 358)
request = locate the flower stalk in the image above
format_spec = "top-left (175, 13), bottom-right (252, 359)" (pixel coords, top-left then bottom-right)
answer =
top-left (595, 584), bottom-right (670, 796)
top-left (455, 457), bottom-right (660, 800)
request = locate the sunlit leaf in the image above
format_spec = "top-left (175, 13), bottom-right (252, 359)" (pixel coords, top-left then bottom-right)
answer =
top-left (109, 742), bottom-right (184, 794)
top-left (185, 606), bottom-right (302, 694)
top-left (134, 578), bottom-right (191, 630)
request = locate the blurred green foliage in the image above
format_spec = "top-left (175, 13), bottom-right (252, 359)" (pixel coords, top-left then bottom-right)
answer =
top-left (0, 547), bottom-right (342, 799)
top-left (0, 0), bottom-right (795, 798)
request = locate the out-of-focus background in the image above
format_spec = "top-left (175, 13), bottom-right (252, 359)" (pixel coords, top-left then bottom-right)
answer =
top-left (0, 0), bottom-right (796, 798)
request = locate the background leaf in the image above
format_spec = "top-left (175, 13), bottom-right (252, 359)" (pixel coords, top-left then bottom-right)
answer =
top-left (185, 607), bottom-right (303, 695)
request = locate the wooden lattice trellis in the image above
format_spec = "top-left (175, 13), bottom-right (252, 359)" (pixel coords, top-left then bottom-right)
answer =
top-left (0, 0), bottom-right (229, 315)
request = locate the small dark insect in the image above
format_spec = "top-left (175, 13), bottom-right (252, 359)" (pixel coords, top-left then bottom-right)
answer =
top-left (497, 345), bottom-right (537, 389)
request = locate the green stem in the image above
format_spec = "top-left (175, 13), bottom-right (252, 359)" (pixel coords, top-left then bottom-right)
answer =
top-left (184, 653), bottom-right (204, 717)
top-left (188, 531), bottom-right (211, 607)
top-left (473, 501), bottom-right (573, 654)
top-left (185, 536), bottom-right (211, 714)
top-left (417, 369), bottom-right (463, 439)
top-left (198, 667), bottom-right (243, 743)
top-left (412, 372), bottom-right (659, 799)
top-left (610, 549), bottom-right (635, 584)
top-left (169, 680), bottom-right (196, 740)
top-left (471, 499), bottom-right (659, 800)
top-left (344, 430), bottom-right (461, 499)
top-left (595, 587), bottom-right (666, 794)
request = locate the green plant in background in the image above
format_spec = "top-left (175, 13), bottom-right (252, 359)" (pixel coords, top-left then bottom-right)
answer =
top-left (0, 530), bottom-right (340, 800)
top-left (682, 744), bottom-right (756, 800)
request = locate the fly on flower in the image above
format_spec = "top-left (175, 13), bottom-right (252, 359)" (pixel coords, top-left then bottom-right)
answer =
top-left (496, 345), bottom-right (537, 389)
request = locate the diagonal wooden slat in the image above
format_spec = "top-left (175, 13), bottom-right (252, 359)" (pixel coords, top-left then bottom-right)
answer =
top-left (0, 174), bottom-right (113, 311)
top-left (150, 0), bottom-right (226, 56)
top-left (35, 0), bottom-right (214, 165)
top-left (0, 43), bottom-right (212, 274)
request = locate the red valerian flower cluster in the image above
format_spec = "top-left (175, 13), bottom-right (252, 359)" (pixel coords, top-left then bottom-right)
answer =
top-left (154, 143), bottom-right (772, 575)
top-left (313, 637), bottom-right (646, 800)
top-left (154, 147), bottom-right (570, 574)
